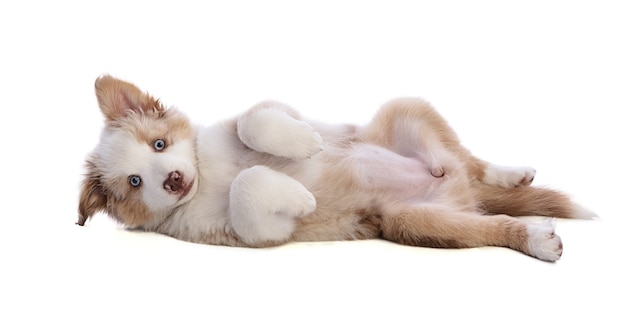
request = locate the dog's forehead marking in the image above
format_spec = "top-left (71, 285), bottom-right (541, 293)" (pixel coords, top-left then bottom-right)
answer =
top-left (113, 108), bottom-right (194, 145)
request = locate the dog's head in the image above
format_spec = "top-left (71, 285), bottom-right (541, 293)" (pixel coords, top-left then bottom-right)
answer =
top-left (77, 75), bottom-right (198, 228)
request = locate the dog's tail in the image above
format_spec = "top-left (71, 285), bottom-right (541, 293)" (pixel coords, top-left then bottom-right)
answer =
top-left (475, 184), bottom-right (596, 219)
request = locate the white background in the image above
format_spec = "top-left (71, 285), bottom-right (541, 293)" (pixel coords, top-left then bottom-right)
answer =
top-left (1, 1), bottom-right (624, 333)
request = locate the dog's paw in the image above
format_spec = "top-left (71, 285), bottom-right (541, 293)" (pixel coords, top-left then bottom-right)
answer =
top-left (429, 164), bottom-right (445, 178)
top-left (514, 167), bottom-right (536, 186)
top-left (526, 219), bottom-right (563, 262)
top-left (238, 107), bottom-right (324, 160)
top-left (286, 121), bottom-right (324, 160)
top-left (484, 164), bottom-right (536, 188)
top-left (426, 151), bottom-right (460, 178)
top-left (283, 186), bottom-right (317, 218)
top-left (230, 166), bottom-right (316, 244)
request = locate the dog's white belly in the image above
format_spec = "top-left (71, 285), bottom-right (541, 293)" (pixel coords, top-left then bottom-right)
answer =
top-left (347, 144), bottom-right (443, 203)
top-left (179, 126), bottom-right (447, 237)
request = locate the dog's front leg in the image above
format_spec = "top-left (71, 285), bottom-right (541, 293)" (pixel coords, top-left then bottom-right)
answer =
top-left (236, 101), bottom-right (323, 160)
top-left (229, 165), bottom-right (317, 246)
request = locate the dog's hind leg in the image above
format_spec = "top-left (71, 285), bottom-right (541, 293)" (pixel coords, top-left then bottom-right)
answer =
top-left (380, 205), bottom-right (563, 261)
top-left (364, 97), bottom-right (536, 187)
top-left (363, 97), bottom-right (472, 178)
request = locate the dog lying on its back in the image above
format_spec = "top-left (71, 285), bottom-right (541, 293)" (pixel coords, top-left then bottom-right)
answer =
top-left (77, 75), bottom-right (594, 261)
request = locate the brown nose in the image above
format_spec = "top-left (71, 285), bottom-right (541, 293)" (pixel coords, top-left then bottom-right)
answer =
top-left (163, 171), bottom-right (184, 193)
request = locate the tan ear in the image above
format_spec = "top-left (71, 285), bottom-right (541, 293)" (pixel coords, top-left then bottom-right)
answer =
top-left (94, 75), bottom-right (164, 122)
top-left (76, 160), bottom-right (107, 226)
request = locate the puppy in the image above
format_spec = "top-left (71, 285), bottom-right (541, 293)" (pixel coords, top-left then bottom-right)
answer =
top-left (77, 75), bottom-right (593, 261)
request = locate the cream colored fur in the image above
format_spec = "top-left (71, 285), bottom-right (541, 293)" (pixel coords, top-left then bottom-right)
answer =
top-left (77, 75), bottom-right (593, 261)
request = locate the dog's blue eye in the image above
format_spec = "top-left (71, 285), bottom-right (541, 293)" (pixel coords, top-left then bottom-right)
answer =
top-left (153, 139), bottom-right (166, 151)
top-left (129, 175), bottom-right (142, 187)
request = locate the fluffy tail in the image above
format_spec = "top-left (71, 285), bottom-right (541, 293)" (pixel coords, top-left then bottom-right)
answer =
top-left (475, 184), bottom-right (596, 219)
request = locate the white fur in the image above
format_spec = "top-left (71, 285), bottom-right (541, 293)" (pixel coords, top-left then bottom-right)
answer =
top-left (97, 130), bottom-right (198, 211)
top-left (237, 107), bottom-right (324, 160)
top-left (572, 203), bottom-right (598, 220)
top-left (526, 218), bottom-right (563, 262)
top-left (484, 163), bottom-right (536, 188)
top-left (229, 165), bottom-right (317, 245)
top-left (82, 77), bottom-right (587, 261)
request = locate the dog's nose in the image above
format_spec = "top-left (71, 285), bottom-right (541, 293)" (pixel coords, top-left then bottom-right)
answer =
top-left (163, 171), bottom-right (185, 193)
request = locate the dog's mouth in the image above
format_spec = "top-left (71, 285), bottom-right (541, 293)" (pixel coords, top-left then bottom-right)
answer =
top-left (178, 180), bottom-right (194, 200)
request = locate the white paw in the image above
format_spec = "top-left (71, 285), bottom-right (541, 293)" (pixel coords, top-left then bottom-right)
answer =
top-left (484, 164), bottom-right (536, 188)
top-left (526, 219), bottom-right (563, 262)
top-left (281, 185), bottom-right (317, 218)
top-left (286, 121), bottom-right (324, 160)
top-left (237, 107), bottom-right (324, 160)
top-left (230, 166), bottom-right (317, 245)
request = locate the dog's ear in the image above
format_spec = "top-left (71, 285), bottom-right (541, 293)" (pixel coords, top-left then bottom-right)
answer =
top-left (94, 75), bottom-right (164, 123)
top-left (76, 160), bottom-right (107, 226)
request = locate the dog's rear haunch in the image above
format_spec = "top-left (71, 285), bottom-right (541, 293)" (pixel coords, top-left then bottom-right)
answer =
top-left (77, 75), bottom-right (595, 261)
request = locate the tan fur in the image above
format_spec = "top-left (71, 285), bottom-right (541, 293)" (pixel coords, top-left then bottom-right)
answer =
top-left (77, 160), bottom-right (107, 226)
top-left (120, 112), bottom-right (195, 150)
top-left (95, 75), bottom-right (164, 122)
top-left (365, 98), bottom-right (488, 181)
top-left (476, 185), bottom-right (578, 218)
top-left (379, 209), bottom-right (530, 251)
top-left (78, 76), bottom-right (591, 261)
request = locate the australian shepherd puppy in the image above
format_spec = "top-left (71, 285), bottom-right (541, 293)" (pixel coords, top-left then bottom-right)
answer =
top-left (77, 75), bottom-right (593, 261)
